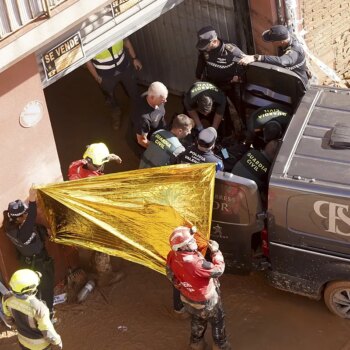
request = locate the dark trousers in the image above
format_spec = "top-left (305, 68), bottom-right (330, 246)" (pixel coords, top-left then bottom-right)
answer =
top-left (21, 254), bottom-right (55, 316)
top-left (173, 286), bottom-right (184, 311)
top-left (184, 298), bottom-right (227, 347)
top-left (100, 65), bottom-right (138, 110)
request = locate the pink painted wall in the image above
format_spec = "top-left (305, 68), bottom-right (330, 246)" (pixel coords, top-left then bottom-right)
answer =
top-left (0, 54), bottom-right (64, 284)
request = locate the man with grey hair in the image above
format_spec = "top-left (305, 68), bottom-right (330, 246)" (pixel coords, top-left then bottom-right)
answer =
top-left (132, 81), bottom-right (168, 148)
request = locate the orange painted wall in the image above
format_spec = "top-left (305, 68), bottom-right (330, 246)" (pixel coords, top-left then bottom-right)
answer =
top-left (0, 54), bottom-right (69, 285)
top-left (248, 0), bottom-right (280, 55)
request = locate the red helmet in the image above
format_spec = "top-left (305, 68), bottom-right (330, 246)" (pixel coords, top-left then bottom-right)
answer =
top-left (169, 226), bottom-right (194, 251)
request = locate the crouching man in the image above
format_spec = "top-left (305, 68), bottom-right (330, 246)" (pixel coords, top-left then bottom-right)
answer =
top-left (166, 226), bottom-right (231, 350)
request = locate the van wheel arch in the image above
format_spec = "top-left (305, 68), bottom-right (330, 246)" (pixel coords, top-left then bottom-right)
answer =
top-left (324, 280), bottom-right (350, 319)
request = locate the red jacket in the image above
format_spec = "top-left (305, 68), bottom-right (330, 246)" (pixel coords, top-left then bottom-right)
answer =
top-left (166, 249), bottom-right (225, 303)
top-left (68, 159), bottom-right (103, 180)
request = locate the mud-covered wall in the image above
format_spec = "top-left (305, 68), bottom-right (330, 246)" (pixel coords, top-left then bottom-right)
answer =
top-left (300, 1), bottom-right (350, 85)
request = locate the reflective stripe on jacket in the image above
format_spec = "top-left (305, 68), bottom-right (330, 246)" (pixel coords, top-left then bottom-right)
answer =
top-left (2, 294), bottom-right (61, 350)
top-left (166, 250), bottom-right (225, 303)
top-left (92, 40), bottom-right (126, 70)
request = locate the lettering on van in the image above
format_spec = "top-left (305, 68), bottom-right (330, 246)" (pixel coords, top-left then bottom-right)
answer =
top-left (42, 32), bottom-right (84, 80)
top-left (314, 201), bottom-right (350, 235)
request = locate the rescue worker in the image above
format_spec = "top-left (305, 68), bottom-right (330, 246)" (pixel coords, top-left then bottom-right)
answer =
top-left (68, 143), bottom-right (123, 287)
top-left (231, 139), bottom-right (279, 194)
top-left (139, 114), bottom-right (194, 169)
top-left (132, 81), bottom-right (168, 148)
top-left (195, 26), bottom-right (245, 123)
top-left (239, 25), bottom-right (309, 88)
top-left (3, 187), bottom-right (55, 320)
top-left (176, 127), bottom-right (224, 171)
top-left (86, 38), bottom-right (142, 130)
top-left (183, 81), bottom-right (227, 133)
top-left (2, 269), bottom-right (62, 350)
top-left (68, 142), bottom-right (122, 180)
top-left (166, 226), bottom-right (230, 350)
top-left (246, 103), bottom-right (292, 148)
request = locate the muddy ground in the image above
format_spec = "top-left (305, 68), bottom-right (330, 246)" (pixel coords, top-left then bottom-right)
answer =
top-left (1, 67), bottom-right (350, 349)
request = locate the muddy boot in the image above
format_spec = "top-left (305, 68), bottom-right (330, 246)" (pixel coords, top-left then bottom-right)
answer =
top-left (172, 306), bottom-right (191, 320)
top-left (212, 341), bottom-right (231, 350)
top-left (112, 107), bottom-right (122, 130)
top-left (188, 339), bottom-right (208, 350)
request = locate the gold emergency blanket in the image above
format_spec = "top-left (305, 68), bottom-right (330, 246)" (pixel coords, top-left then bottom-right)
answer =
top-left (38, 164), bottom-right (215, 275)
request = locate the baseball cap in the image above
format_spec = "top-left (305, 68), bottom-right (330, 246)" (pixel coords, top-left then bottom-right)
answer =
top-left (198, 127), bottom-right (217, 149)
top-left (262, 25), bottom-right (289, 42)
top-left (196, 26), bottom-right (217, 51)
top-left (8, 200), bottom-right (28, 218)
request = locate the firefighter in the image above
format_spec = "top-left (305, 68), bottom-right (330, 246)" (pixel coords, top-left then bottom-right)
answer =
top-left (166, 226), bottom-right (231, 350)
top-left (2, 269), bottom-right (62, 350)
top-left (3, 187), bottom-right (55, 320)
top-left (68, 143), bottom-right (123, 287)
top-left (68, 142), bottom-right (122, 180)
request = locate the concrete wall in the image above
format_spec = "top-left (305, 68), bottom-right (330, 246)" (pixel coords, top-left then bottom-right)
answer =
top-left (300, 0), bottom-right (350, 85)
top-left (0, 54), bottom-right (64, 284)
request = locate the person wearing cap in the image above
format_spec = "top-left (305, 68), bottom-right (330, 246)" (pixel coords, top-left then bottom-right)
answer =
top-left (183, 81), bottom-right (227, 132)
top-left (132, 81), bottom-right (168, 148)
top-left (195, 26), bottom-right (245, 123)
top-left (2, 269), bottom-right (62, 350)
top-left (2, 187), bottom-right (55, 320)
top-left (176, 127), bottom-right (224, 172)
top-left (86, 37), bottom-right (142, 131)
top-left (166, 226), bottom-right (230, 350)
top-left (139, 114), bottom-right (194, 169)
top-left (239, 25), bottom-right (309, 88)
top-left (68, 142), bottom-right (122, 180)
top-left (67, 143), bottom-right (124, 287)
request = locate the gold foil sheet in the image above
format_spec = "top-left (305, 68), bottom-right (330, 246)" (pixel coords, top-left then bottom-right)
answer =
top-left (38, 164), bottom-right (215, 275)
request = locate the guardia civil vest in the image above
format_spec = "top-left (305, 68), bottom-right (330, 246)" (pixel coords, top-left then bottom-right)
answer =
top-left (140, 129), bottom-right (185, 168)
top-left (232, 149), bottom-right (271, 190)
top-left (92, 40), bottom-right (129, 72)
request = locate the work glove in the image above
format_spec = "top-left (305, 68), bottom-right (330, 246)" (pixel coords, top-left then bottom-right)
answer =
top-left (208, 240), bottom-right (219, 253)
top-left (53, 341), bottom-right (63, 349)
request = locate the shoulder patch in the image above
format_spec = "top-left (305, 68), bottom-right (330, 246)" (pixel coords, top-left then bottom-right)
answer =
top-left (224, 43), bottom-right (235, 52)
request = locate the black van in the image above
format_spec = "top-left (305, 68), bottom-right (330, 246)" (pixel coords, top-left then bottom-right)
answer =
top-left (211, 62), bottom-right (350, 319)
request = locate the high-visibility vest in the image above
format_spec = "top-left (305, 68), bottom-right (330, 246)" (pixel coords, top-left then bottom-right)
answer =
top-left (92, 40), bottom-right (126, 70)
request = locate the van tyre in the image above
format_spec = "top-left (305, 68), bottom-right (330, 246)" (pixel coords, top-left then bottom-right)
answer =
top-left (324, 281), bottom-right (350, 319)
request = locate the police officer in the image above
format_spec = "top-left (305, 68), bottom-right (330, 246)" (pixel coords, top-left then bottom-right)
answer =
top-left (177, 127), bottom-right (224, 172)
top-left (195, 26), bottom-right (245, 123)
top-left (3, 187), bottom-right (55, 319)
top-left (239, 25), bottom-right (309, 88)
top-left (231, 140), bottom-right (279, 194)
top-left (184, 81), bottom-right (227, 132)
top-left (86, 38), bottom-right (142, 130)
top-left (2, 269), bottom-right (62, 350)
top-left (139, 114), bottom-right (194, 169)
